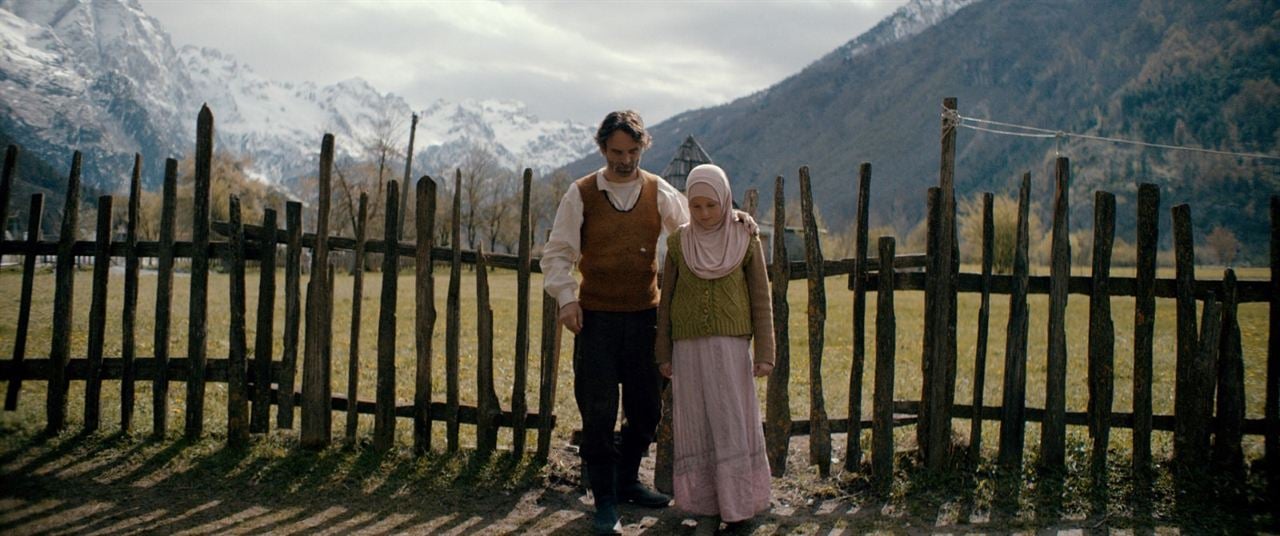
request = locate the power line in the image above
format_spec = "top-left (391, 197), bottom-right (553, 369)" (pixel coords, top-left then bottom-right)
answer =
top-left (947, 109), bottom-right (1280, 161)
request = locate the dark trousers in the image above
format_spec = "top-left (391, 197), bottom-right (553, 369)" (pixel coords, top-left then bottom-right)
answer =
top-left (573, 308), bottom-right (662, 488)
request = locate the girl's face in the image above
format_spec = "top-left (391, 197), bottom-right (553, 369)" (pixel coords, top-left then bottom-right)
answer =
top-left (689, 195), bottom-right (723, 229)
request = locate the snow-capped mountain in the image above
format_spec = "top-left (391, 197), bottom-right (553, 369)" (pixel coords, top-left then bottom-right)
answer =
top-left (0, 0), bottom-right (187, 191)
top-left (180, 45), bottom-right (596, 182)
top-left (0, 0), bottom-right (595, 193)
top-left (828, 0), bottom-right (978, 61)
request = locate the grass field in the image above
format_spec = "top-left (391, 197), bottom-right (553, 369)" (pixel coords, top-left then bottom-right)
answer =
top-left (0, 264), bottom-right (1272, 460)
top-left (0, 264), bottom-right (1275, 533)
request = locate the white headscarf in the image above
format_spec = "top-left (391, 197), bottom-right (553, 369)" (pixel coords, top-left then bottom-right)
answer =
top-left (681, 164), bottom-right (749, 279)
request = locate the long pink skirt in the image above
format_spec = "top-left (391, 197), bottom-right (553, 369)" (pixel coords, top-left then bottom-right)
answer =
top-left (671, 336), bottom-right (771, 522)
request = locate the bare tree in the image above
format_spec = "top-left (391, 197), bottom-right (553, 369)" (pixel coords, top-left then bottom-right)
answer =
top-left (479, 169), bottom-right (521, 253)
top-left (178, 150), bottom-right (289, 225)
top-left (331, 160), bottom-right (363, 238)
top-left (1205, 225), bottom-right (1240, 266)
top-left (532, 169), bottom-right (574, 246)
top-left (357, 105), bottom-right (407, 236)
top-left (958, 192), bottom-right (1044, 273)
top-left (459, 145), bottom-right (500, 250)
top-left (435, 172), bottom-right (455, 248)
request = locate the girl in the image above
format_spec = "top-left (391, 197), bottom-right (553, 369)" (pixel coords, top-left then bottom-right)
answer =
top-left (657, 164), bottom-right (774, 534)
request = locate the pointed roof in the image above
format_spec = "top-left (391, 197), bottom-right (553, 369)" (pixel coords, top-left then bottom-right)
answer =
top-left (660, 135), bottom-right (713, 191)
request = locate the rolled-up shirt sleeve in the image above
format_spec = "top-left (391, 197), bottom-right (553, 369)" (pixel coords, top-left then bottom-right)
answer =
top-left (540, 185), bottom-right (584, 308)
top-left (656, 179), bottom-right (689, 233)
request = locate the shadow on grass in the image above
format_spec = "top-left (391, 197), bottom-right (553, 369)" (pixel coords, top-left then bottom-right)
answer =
top-left (5, 426), bottom-right (1277, 534)
top-left (0, 427), bottom-right (99, 477)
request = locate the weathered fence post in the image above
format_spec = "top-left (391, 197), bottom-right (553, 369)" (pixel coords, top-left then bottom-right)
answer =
top-left (5, 193), bottom-right (42, 411)
top-left (0, 148), bottom-right (12, 396)
top-left (186, 106), bottom-right (214, 440)
top-left (46, 151), bottom-right (81, 434)
top-left (121, 155), bottom-right (142, 432)
top-left (765, 175), bottom-right (792, 477)
top-left (279, 201), bottom-right (303, 429)
top-left (325, 260), bottom-right (336, 429)
top-left (374, 181), bottom-right (399, 452)
top-left (921, 187), bottom-right (939, 457)
top-left (301, 133), bottom-right (335, 448)
top-left (997, 172), bottom-right (1031, 470)
top-left (226, 196), bottom-right (250, 446)
top-left (535, 271), bottom-right (563, 463)
top-left (415, 176), bottom-right (437, 454)
top-left (446, 169), bottom-right (463, 453)
top-left (251, 208), bottom-right (278, 434)
top-left (512, 168), bottom-right (534, 457)
top-left (346, 193), bottom-right (368, 442)
top-left (476, 245), bottom-right (500, 455)
top-left (1214, 270), bottom-right (1244, 475)
top-left (1172, 204), bottom-right (1203, 468)
top-left (872, 236), bottom-right (896, 489)
top-left (847, 162), bottom-right (871, 471)
top-left (84, 195), bottom-right (114, 432)
top-left (152, 159), bottom-right (177, 437)
top-left (799, 166), bottom-right (831, 477)
top-left (969, 192), bottom-right (994, 464)
top-left (923, 96), bottom-right (961, 470)
top-left (1269, 196), bottom-right (1280, 483)
top-left (0, 145), bottom-right (13, 251)
top-left (1133, 183), bottom-right (1160, 474)
top-left (1088, 191), bottom-right (1116, 474)
top-left (743, 188), bottom-right (759, 217)
top-left (1177, 291), bottom-right (1221, 470)
top-left (1041, 156), bottom-right (1071, 471)
top-left (397, 113), bottom-right (418, 239)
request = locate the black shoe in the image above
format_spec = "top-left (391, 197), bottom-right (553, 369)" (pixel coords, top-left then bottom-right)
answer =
top-left (592, 502), bottom-right (622, 535)
top-left (618, 481), bottom-right (671, 508)
top-left (723, 517), bottom-right (757, 534)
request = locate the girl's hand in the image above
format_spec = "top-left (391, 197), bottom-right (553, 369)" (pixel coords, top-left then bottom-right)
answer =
top-left (753, 362), bottom-right (773, 377)
top-left (659, 362), bottom-right (673, 379)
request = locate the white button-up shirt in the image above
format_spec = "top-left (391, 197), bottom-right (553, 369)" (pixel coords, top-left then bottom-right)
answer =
top-left (540, 169), bottom-right (690, 308)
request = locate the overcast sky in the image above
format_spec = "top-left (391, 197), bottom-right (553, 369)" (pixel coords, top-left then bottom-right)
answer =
top-left (140, 0), bottom-right (910, 126)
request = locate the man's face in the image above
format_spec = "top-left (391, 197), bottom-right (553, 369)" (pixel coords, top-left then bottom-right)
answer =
top-left (601, 130), bottom-right (643, 178)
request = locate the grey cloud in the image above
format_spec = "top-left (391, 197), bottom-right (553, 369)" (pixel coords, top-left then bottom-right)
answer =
top-left (142, 0), bottom-right (906, 125)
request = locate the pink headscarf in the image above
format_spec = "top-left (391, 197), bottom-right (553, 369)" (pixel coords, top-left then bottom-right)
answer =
top-left (682, 164), bottom-right (750, 279)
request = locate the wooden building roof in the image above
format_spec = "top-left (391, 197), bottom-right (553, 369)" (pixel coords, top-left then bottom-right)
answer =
top-left (659, 135), bottom-right (713, 191)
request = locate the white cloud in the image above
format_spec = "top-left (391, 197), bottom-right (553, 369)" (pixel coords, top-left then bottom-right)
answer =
top-left (141, 0), bottom-right (908, 125)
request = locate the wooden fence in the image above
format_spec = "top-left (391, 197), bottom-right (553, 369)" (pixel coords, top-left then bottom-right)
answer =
top-left (0, 106), bottom-right (562, 461)
top-left (726, 98), bottom-right (1279, 491)
top-left (1, 100), bottom-right (1278, 492)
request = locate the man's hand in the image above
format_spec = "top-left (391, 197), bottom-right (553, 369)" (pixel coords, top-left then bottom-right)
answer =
top-left (559, 301), bottom-right (584, 334)
top-left (734, 210), bottom-right (759, 235)
top-left (659, 362), bottom-right (672, 379)
top-left (753, 362), bottom-right (774, 377)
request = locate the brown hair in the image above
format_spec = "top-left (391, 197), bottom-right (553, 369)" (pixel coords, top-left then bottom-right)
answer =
top-left (595, 110), bottom-right (651, 151)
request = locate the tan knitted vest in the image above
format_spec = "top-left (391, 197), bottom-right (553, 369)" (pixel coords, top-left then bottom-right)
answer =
top-left (576, 171), bottom-right (662, 312)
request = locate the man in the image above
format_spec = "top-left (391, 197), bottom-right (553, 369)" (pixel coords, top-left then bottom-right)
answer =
top-left (541, 110), bottom-right (685, 534)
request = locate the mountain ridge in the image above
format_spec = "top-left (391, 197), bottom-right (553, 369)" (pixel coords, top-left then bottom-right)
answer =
top-left (560, 0), bottom-right (1280, 263)
top-left (0, 0), bottom-right (595, 197)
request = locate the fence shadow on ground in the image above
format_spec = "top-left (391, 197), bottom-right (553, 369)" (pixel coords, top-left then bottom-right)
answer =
top-left (3, 428), bottom-right (1275, 534)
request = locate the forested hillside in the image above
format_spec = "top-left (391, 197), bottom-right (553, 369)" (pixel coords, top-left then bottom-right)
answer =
top-left (563, 0), bottom-right (1279, 263)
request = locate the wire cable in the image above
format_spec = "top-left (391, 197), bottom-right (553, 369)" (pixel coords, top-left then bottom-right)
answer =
top-left (949, 109), bottom-right (1280, 161)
